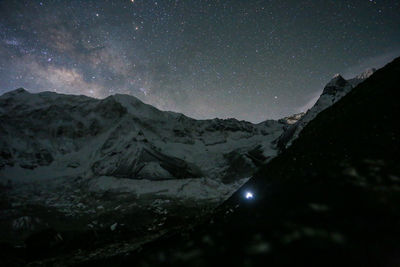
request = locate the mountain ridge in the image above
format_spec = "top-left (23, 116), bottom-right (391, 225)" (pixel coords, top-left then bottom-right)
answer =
top-left (0, 63), bottom-right (385, 265)
top-left (276, 68), bottom-right (375, 150)
top-left (104, 57), bottom-right (400, 267)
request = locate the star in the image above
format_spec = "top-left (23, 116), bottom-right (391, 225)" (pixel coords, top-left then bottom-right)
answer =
top-left (0, 0), bottom-right (398, 123)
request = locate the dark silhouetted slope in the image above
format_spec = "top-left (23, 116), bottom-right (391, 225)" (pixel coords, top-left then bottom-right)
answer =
top-left (97, 57), bottom-right (400, 266)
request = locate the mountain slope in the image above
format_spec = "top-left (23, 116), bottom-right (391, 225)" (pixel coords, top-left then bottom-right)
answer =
top-left (111, 57), bottom-right (400, 266)
top-left (277, 69), bottom-right (375, 149)
top-left (0, 62), bottom-right (388, 265)
top-left (0, 89), bottom-right (284, 180)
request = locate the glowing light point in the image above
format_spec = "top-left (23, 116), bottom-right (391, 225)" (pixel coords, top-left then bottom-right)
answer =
top-left (245, 192), bottom-right (254, 199)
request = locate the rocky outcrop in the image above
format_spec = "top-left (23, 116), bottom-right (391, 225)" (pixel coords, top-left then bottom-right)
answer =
top-left (92, 146), bottom-right (203, 180)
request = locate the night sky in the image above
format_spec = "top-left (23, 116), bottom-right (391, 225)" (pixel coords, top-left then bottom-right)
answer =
top-left (0, 0), bottom-right (399, 122)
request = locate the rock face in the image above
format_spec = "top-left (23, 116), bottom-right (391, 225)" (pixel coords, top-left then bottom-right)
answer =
top-left (91, 146), bottom-right (204, 179)
top-left (279, 112), bottom-right (305, 125)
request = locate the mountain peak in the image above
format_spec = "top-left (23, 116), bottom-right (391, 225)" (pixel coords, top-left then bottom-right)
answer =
top-left (323, 74), bottom-right (349, 94)
top-left (355, 68), bottom-right (376, 80)
top-left (348, 68), bottom-right (377, 87)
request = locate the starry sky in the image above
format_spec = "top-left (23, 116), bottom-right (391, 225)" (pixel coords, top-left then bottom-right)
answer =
top-left (0, 0), bottom-right (399, 122)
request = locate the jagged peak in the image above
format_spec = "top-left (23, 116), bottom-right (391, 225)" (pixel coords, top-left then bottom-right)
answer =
top-left (327, 74), bottom-right (347, 85)
top-left (355, 68), bottom-right (376, 80)
top-left (348, 68), bottom-right (377, 87)
top-left (322, 74), bottom-right (349, 95)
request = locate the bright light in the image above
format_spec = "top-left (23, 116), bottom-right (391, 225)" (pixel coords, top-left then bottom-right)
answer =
top-left (245, 192), bottom-right (254, 199)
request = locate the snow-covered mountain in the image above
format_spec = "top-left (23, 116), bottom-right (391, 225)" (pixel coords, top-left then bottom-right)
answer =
top-left (122, 57), bottom-right (400, 267)
top-left (276, 69), bottom-right (376, 149)
top-left (0, 88), bottom-right (289, 246)
top-left (0, 88), bottom-right (285, 181)
top-left (0, 66), bottom-right (380, 263)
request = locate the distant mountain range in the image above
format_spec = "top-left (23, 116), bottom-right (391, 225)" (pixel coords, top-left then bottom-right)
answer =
top-left (0, 59), bottom-right (382, 265)
top-left (0, 87), bottom-right (286, 180)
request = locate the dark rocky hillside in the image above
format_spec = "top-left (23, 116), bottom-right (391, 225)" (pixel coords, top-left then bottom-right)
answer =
top-left (92, 57), bottom-right (400, 266)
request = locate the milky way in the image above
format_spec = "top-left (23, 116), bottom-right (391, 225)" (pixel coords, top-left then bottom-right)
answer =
top-left (0, 0), bottom-right (399, 122)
